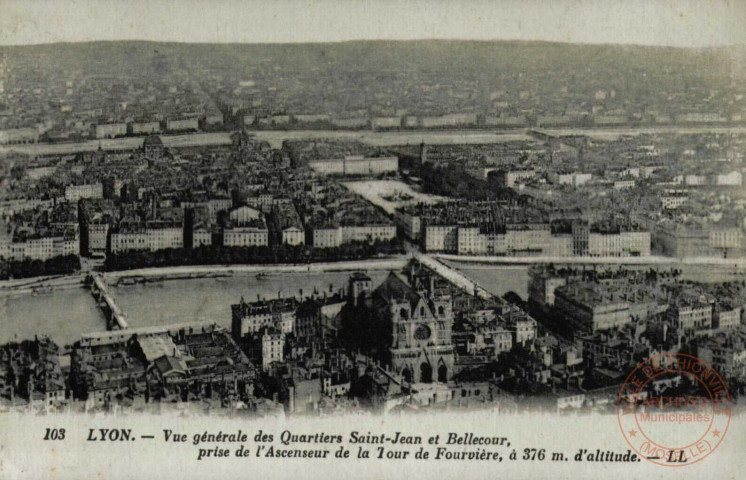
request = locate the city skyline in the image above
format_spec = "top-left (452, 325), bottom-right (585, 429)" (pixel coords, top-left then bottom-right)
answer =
top-left (1, 3), bottom-right (746, 479)
top-left (1, 0), bottom-right (745, 48)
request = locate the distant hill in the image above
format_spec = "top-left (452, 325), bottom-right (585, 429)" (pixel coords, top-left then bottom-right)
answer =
top-left (1, 39), bottom-right (742, 79)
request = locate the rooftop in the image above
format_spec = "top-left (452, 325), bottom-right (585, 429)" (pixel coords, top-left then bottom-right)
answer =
top-left (143, 135), bottom-right (164, 147)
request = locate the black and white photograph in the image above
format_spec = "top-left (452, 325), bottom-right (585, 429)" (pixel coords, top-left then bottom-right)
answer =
top-left (0, 0), bottom-right (744, 478)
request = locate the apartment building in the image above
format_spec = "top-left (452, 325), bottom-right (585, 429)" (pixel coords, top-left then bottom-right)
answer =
top-left (548, 171), bottom-right (593, 187)
top-left (423, 225), bottom-right (459, 252)
top-left (261, 330), bottom-right (285, 371)
top-left (340, 224), bottom-right (396, 243)
top-left (0, 128), bottom-right (39, 144)
top-left (420, 113), bottom-right (478, 128)
top-left (94, 123), bottom-right (127, 139)
top-left (312, 224), bottom-right (396, 248)
top-left (109, 225), bottom-right (183, 253)
top-left (698, 335), bottom-right (746, 377)
top-left (554, 284), bottom-right (633, 332)
top-left (528, 271), bottom-right (568, 308)
top-left (87, 223), bottom-right (109, 254)
top-left (587, 231), bottom-right (651, 257)
top-left (652, 221), bottom-right (745, 258)
top-left (714, 306), bottom-right (742, 330)
top-left (372, 117), bottom-right (401, 129)
top-left (308, 156), bottom-right (398, 176)
top-left (223, 224), bottom-right (269, 247)
top-left (312, 227), bottom-right (343, 248)
top-left (492, 169), bottom-right (536, 188)
top-left (668, 300), bottom-right (713, 334)
top-left (394, 209), bottom-right (422, 240)
top-left (1, 231), bottom-right (79, 261)
top-left (130, 122), bottom-right (161, 135)
top-left (166, 117), bottom-right (199, 132)
top-left (231, 297), bottom-right (298, 339)
top-left (661, 194), bottom-right (687, 210)
top-left (65, 183), bottom-right (103, 202)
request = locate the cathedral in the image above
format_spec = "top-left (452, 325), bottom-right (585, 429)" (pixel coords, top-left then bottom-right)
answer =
top-left (347, 265), bottom-right (455, 385)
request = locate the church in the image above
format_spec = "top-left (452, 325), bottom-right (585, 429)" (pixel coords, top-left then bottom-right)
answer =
top-left (346, 265), bottom-right (455, 385)
top-left (142, 134), bottom-right (165, 163)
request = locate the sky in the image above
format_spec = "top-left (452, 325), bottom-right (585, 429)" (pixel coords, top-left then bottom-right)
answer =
top-left (0, 0), bottom-right (744, 48)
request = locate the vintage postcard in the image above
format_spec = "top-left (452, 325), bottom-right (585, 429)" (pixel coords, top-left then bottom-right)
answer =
top-left (0, 0), bottom-right (744, 478)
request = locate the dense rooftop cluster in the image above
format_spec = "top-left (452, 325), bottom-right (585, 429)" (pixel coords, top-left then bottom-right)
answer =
top-left (1, 41), bottom-right (744, 141)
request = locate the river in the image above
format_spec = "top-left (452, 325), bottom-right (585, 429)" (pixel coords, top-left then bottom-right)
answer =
top-left (0, 270), bottom-right (389, 346)
top-left (440, 261), bottom-right (529, 299)
top-left (111, 271), bottom-right (391, 331)
top-left (0, 265), bottom-right (518, 345)
top-left (2, 262), bottom-right (743, 346)
top-left (0, 287), bottom-right (103, 345)
top-left (4, 126), bottom-right (745, 156)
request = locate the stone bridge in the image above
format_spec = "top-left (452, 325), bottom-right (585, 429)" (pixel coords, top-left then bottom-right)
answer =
top-left (90, 274), bottom-right (129, 330)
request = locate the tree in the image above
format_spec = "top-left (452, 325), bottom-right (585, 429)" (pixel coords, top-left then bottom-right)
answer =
top-left (10, 165), bottom-right (26, 181)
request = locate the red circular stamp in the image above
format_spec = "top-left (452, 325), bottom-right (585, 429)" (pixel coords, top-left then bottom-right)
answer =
top-left (617, 353), bottom-right (731, 467)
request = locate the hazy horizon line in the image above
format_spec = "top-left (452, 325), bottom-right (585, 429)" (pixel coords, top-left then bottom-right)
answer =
top-left (2, 37), bottom-right (744, 50)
